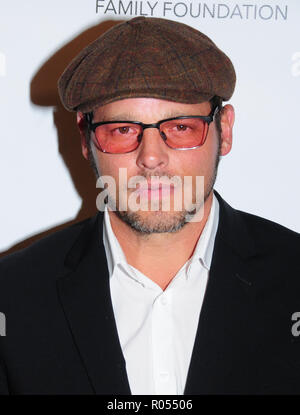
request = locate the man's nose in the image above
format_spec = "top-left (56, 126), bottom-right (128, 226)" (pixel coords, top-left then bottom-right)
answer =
top-left (135, 128), bottom-right (169, 171)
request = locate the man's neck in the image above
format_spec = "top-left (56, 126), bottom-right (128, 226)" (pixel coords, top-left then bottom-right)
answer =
top-left (108, 191), bottom-right (214, 290)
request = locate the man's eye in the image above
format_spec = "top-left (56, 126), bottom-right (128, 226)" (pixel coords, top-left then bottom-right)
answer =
top-left (176, 124), bottom-right (188, 131)
top-left (118, 127), bottom-right (130, 134)
top-left (110, 126), bottom-right (136, 135)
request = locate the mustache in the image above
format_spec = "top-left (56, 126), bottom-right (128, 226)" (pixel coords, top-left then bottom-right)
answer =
top-left (126, 173), bottom-right (182, 190)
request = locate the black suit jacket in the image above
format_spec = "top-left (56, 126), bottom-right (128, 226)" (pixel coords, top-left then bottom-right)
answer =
top-left (0, 191), bottom-right (299, 394)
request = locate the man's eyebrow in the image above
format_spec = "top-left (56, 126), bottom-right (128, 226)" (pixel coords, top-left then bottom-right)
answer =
top-left (95, 112), bottom-right (192, 122)
top-left (97, 113), bottom-right (139, 122)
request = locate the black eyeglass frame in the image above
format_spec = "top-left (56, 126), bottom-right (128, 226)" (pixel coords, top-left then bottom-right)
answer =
top-left (85, 105), bottom-right (219, 154)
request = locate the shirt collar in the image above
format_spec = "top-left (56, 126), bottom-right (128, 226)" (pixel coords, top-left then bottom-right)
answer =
top-left (103, 193), bottom-right (219, 279)
top-left (103, 206), bottom-right (127, 278)
top-left (190, 193), bottom-right (219, 271)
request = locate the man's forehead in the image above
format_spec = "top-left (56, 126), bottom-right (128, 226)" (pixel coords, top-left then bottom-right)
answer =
top-left (91, 98), bottom-right (212, 121)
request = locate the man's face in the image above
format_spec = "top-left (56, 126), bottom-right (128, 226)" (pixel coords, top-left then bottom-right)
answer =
top-left (80, 98), bottom-right (234, 233)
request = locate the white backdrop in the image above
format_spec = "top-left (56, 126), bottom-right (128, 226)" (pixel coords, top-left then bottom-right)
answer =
top-left (0, 0), bottom-right (299, 254)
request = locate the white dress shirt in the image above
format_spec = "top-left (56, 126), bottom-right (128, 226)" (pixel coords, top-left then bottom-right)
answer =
top-left (103, 194), bottom-right (219, 395)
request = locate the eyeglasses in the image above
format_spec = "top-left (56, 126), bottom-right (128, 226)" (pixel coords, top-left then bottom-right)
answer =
top-left (85, 105), bottom-right (219, 154)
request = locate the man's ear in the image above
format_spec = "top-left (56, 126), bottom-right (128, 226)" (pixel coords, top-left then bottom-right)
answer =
top-left (77, 111), bottom-right (89, 160)
top-left (219, 104), bottom-right (235, 156)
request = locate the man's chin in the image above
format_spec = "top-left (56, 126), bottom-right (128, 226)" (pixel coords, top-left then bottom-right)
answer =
top-left (114, 209), bottom-right (190, 234)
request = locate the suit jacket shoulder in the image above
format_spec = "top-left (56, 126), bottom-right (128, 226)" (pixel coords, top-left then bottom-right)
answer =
top-left (237, 207), bottom-right (300, 248)
top-left (215, 193), bottom-right (300, 261)
top-left (0, 216), bottom-right (93, 288)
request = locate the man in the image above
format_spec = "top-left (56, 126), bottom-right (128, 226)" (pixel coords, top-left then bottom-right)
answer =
top-left (0, 16), bottom-right (299, 395)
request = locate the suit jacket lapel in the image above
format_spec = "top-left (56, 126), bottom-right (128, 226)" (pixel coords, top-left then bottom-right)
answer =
top-left (184, 191), bottom-right (258, 394)
top-left (56, 214), bottom-right (131, 394)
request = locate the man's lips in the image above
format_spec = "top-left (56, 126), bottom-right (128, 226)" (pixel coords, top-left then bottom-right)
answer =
top-left (138, 183), bottom-right (175, 190)
top-left (135, 183), bottom-right (175, 198)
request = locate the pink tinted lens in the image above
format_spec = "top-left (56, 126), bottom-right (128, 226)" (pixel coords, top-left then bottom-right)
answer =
top-left (161, 118), bottom-right (208, 148)
top-left (94, 123), bottom-right (142, 153)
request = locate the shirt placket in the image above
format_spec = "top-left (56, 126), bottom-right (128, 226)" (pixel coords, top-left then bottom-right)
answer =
top-left (151, 288), bottom-right (177, 394)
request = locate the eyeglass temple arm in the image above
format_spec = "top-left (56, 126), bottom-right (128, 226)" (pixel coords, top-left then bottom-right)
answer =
top-left (85, 112), bottom-right (93, 126)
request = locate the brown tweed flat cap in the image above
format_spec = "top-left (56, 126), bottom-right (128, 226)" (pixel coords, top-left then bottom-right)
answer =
top-left (58, 16), bottom-right (236, 113)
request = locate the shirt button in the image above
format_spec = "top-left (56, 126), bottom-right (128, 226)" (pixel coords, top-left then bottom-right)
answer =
top-left (160, 296), bottom-right (168, 306)
top-left (159, 372), bottom-right (170, 381)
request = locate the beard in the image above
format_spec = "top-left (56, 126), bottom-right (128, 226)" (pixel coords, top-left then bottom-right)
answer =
top-left (115, 206), bottom-right (193, 234)
top-left (108, 148), bottom-right (221, 235)
top-left (113, 197), bottom-right (208, 234)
